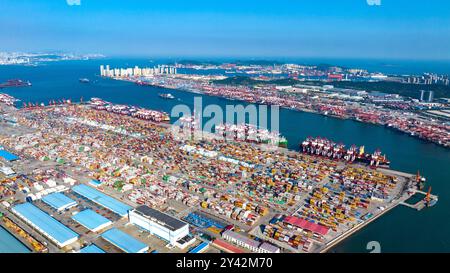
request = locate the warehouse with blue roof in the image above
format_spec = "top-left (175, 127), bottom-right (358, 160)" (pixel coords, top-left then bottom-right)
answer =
top-left (72, 209), bottom-right (112, 232)
top-left (101, 228), bottom-right (148, 253)
top-left (12, 203), bottom-right (78, 248)
top-left (42, 192), bottom-right (77, 211)
top-left (0, 149), bottom-right (19, 161)
top-left (78, 244), bottom-right (106, 253)
top-left (188, 242), bottom-right (209, 253)
top-left (89, 179), bottom-right (103, 187)
top-left (72, 184), bottom-right (132, 217)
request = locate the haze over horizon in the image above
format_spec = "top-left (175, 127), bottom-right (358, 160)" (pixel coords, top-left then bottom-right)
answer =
top-left (1, 0), bottom-right (449, 60)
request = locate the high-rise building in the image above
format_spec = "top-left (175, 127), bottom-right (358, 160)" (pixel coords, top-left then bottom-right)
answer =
top-left (100, 65), bottom-right (178, 77)
top-left (428, 91), bottom-right (434, 102)
top-left (420, 90), bottom-right (425, 101)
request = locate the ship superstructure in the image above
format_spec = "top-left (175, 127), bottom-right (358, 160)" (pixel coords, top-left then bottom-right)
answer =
top-left (215, 123), bottom-right (288, 147)
top-left (301, 137), bottom-right (390, 167)
top-left (177, 116), bottom-right (287, 147)
top-left (89, 98), bottom-right (170, 123)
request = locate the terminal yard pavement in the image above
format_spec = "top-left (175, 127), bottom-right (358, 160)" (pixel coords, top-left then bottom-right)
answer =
top-left (0, 102), bottom-right (418, 253)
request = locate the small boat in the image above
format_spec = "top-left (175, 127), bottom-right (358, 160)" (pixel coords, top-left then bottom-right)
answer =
top-left (427, 198), bottom-right (438, 207)
top-left (159, 93), bottom-right (175, 99)
top-left (79, 78), bottom-right (90, 83)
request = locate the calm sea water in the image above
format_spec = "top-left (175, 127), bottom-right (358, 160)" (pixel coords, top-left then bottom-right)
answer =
top-left (0, 226), bottom-right (30, 253)
top-left (0, 59), bottom-right (449, 252)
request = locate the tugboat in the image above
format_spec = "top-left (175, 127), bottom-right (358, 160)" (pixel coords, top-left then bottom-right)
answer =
top-left (158, 93), bottom-right (175, 99)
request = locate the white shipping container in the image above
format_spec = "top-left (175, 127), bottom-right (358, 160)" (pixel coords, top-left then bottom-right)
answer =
top-left (34, 183), bottom-right (44, 191)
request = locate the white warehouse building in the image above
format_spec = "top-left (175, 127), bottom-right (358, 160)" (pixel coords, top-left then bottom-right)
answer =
top-left (128, 205), bottom-right (190, 245)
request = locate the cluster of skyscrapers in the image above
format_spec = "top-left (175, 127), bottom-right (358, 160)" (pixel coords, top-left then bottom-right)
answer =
top-left (407, 73), bottom-right (450, 86)
top-left (100, 65), bottom-right (177, 78)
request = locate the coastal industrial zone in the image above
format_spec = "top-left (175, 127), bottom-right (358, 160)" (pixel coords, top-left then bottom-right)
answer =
top-left (0, 60), bottom-right (445, 254)
top-left (100, 61), bottom-right (450, 148)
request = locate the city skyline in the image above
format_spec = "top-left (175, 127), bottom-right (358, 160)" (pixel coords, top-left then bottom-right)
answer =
top-left (0, 0), bottom-right (449, 60)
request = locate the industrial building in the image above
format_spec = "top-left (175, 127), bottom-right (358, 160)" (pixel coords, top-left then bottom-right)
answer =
top-left (188, 242), bottom-right (209, 253)
top-left (211, 238), bottom-right (245, 253)
top-left (258, 242), bottom-right (281, 253)
top-left (101, 228), bottom-right (148, 253)
top-left (283, 216), bottom-right (330, 237)
top-left (222, 229), bottom-right (281, 253)
top-left (78, 244), bottom-right (105, 253)
top-left (222, 229), bottom-right (261, 252)
top-left (72, 184), bottom-right (132, 217)
top-left (0, 149), bottom-right (19, 161)
top-left (72, 209), bottom-right (112, 232)
top-left (12, 203), bottom-right (78, 248)
top-left (41, 192), bottom-right (77, 211)
top-left (128, 205), bottom-right (190, 246)
top-left (89, 179), bottom-right (103, 187)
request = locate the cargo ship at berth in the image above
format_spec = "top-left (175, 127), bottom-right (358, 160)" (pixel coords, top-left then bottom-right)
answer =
top-left (0, 79), bottom-right (32, 88)
top-left (215, 123), bottom-right (288, 147)
top-left (89, 98), bottom-right (170, 123)
top-left (300, 137), bottom-right (390, 167)
top-left (178, 116), bottom-right (288, 147)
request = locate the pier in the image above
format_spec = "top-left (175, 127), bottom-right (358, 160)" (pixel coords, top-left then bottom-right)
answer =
top-left (400, 189), bottom-right (438, 211)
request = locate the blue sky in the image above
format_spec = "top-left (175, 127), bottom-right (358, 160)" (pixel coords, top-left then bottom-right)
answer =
top-left (0, 0), bottom-right (449, 59)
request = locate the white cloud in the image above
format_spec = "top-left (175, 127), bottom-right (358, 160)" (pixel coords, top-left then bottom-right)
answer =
top-left (66, 0), bottom-right (81, 6)
top-left (367, 0), bottom-right (381, 6)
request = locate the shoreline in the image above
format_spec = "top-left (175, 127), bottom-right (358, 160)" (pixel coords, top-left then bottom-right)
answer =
top-left (319, 200), bottom-right (400, 253)
top-left (109, 76), bottom-right (449, 149)
top-left (320, 168), bottom-right (414, 253)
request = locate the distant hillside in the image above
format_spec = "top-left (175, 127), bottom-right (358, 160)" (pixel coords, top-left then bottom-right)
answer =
top-left (233, 60), bottom-right (284, 66)
top-left (213, 76), bottom-right (450, 99)
top-left (213, 76), bottom-right (298, 86)
top-left (305, 81), bottom-right (450, 99)
top-left (176, 60), bottom-right (221, 66)
top-left (177, 59), bottom-right (283, 66)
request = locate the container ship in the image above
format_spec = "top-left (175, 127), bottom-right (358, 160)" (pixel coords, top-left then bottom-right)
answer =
top-left (177, 116), bottom-right (287, 147)
top-left (178, 115), bottom-right (200, 131)
top-left (89, 98), bottom-right (170, 123)
top-left (216, 123), bottom-right (288, 147)
top-left (0, 79), bottom-right (32, 88)
top-left (300, 137), bottom-right (390, 167)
